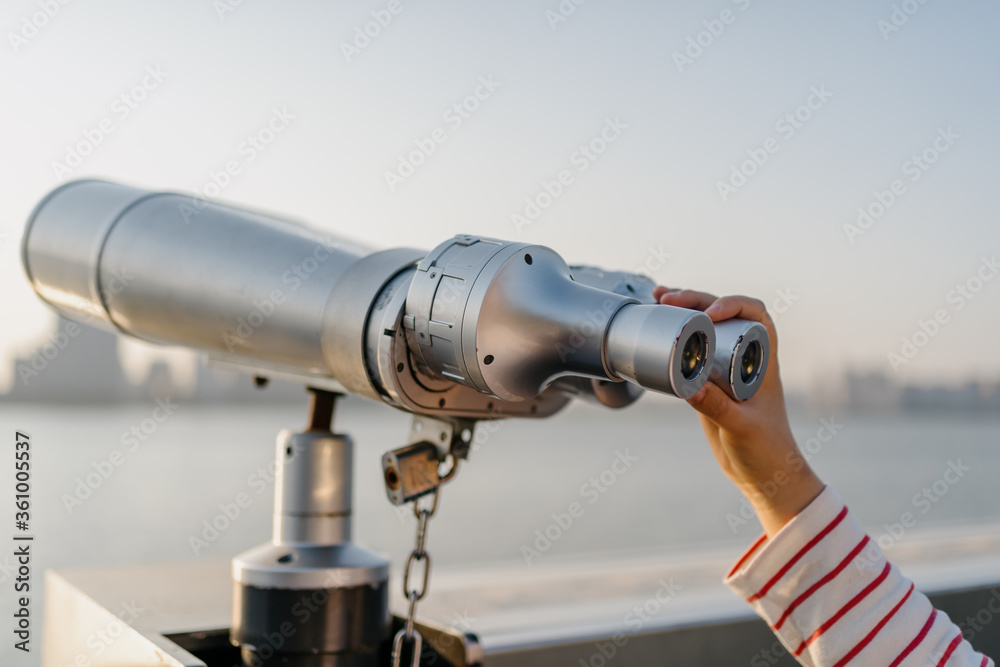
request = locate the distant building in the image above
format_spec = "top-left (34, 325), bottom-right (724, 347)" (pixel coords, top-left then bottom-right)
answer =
top-left (838, 370), bottom-right (1000, 416)
top-left (901, 381), bottom-right (999, 413)
top-left (983, 382), bottom-right (1000, 412)
top-left (844, 370), bottom-right (901, 414)
top-left (5, 318), bottom-right (129, 403)
top-left (142, 361), bottom-right (176, 401)
top-left (3, 318), bottom-right (309, 405)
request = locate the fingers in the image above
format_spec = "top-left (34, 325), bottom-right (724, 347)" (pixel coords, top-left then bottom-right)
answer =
top-left (704, 295), bottom-right (780, 367)
top-left (651, 286), bottom-right (673, 301)
top-left (657, 288), bottom-right (719, 312)
top-left (654, 289), bottom-right (779, 358)
top-left (655, 289), bottom-right (771, 325)
top-left (687, 382), bottom-right (743, 430)
top-left (704, 295), bottom-right (768, 323)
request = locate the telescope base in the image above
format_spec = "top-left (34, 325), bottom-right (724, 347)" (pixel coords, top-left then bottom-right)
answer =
top-left (41, 559), bottom-right (481, 667)
top-left (233, 583), bottom-right (389, 667)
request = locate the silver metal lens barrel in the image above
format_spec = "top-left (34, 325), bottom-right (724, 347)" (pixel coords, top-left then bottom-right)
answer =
top-left (21, 179), bottom-right (391, 386)
top-left (604, 304), bottom-right (715, 399)
top-left (404, 237), bottom-right (637, 401)
top-left (710, 319), bottom-right (770, 401)
top-left (570, 266), bottom-right (771, 400)
top-left (404, 236), bottom-right (716, 401)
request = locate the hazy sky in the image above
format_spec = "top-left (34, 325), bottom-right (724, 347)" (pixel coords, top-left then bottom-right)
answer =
top-left (1, 0), bottom-right (998, 392)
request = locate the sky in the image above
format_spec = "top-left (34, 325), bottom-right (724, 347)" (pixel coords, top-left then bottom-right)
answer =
top-left (1, 0), bottom-right (998, 392)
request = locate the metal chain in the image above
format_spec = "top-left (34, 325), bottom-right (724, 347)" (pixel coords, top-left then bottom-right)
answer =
top-left (391, 488), bottom-right (440, 667)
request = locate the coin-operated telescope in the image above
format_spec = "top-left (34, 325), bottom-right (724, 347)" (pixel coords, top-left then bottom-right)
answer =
top-left (22, 180), bottom-right (769, 666)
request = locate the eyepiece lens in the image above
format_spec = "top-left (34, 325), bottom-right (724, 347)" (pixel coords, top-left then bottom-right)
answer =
top-left (680, 332), bottom-right (707, 380)
top-left (740, 341), bottom-right (763, 384)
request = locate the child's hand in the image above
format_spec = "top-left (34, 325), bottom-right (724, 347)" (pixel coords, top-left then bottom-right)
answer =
top-left (653, 287), bottom-right (825, 538)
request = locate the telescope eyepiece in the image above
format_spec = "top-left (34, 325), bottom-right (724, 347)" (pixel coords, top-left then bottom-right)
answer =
top-left (740, 339), bottom-right (763, 385)
top-left (604, 303), bottom-right (715, 399)
top-left (711, 319), bottom-right (770, 402)
top-left (681, 331), bottom-right (708, 381)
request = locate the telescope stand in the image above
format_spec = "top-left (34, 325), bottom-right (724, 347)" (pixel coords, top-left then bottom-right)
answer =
top-left (230, 390), bottom-right (482, 667)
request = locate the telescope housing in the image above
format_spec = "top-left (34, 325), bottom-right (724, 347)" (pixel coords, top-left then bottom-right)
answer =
top-left (22, 180), bottom-right (769, 417)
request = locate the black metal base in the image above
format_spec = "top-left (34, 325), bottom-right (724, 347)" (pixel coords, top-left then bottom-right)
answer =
top-left (231, 582), bottom-right (390, 666)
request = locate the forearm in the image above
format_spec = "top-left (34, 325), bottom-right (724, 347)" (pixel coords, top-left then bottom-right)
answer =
top-left (726, 488), bottom-right (993, 667)
top-left (734, 450), bottom-right (826, 539)
top-left (655, 289), bottom-right (992, 663)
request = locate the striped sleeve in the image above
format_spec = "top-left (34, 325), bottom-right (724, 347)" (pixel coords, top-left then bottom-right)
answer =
top-left (725, 487), bottom-right (994, 667)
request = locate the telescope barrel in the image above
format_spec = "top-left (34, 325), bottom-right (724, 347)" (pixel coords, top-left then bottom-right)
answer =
top-left (22, 179), bottom-right (372, 377)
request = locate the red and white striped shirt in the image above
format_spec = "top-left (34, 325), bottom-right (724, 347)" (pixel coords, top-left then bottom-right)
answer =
top-left (725, 487), bottom-right (994, 666)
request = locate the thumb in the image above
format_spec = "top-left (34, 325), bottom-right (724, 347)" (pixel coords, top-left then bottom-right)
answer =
top-left (687, 382), bottom-right (743, 429)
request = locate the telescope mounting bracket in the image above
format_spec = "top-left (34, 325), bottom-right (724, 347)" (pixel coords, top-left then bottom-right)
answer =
top-left (381, 414), bottom-right (476, 507)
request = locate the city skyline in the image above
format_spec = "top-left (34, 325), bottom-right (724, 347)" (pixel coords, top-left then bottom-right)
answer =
top-left (3, 316), bottom-right (997, 414)
top-left (2, 317), bottom-right (304, 404)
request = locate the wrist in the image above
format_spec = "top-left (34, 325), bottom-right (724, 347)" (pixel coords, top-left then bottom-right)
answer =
top-left (743, 469), bottom-right (825, 538)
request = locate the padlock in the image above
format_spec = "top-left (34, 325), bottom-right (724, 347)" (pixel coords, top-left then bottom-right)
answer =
top-left (382, 441), bottom-right (441, 506)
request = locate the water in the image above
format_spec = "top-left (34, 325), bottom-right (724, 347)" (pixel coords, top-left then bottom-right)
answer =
top-left (1, 398), bottom-right (998, 666)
